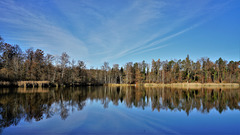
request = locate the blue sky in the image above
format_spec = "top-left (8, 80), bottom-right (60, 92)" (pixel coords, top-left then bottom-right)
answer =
top-left (0, 0), bottom-right (239, 68)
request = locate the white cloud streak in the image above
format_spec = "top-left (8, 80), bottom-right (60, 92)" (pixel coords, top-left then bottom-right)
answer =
top-left (0, 0), bottom-right (232, 66)
top-left (0, 0), bottom-right (88, 59)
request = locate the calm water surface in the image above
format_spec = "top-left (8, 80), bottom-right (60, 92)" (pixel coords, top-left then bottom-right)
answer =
top-left (0, 86), bottom-right (240, 135)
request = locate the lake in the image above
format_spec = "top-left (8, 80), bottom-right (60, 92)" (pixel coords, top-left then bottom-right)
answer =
top-left (0, 86), bottom-right (240, 135)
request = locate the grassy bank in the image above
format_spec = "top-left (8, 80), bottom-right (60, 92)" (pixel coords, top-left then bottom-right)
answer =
top-left (107, 83), bottom-right (239, 88)
top-left (1, 81), bottom-right (239, 89)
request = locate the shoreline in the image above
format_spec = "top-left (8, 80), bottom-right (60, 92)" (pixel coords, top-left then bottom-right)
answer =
top-left (107, 83), bottom-right (240, 88)
top-left (0, 81), bottom-right (239, 88)
top-left (0, 81), bottom-right (103, 88)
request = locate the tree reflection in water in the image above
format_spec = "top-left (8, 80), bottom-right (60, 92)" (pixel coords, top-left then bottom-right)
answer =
top-left (0, 86), bottom-right (239, 132)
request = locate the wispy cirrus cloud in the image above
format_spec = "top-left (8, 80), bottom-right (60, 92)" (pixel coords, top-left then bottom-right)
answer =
top-left (0, 0), bottom-right (236, 67)
top-left (0, 0), bottom-right (88, 60)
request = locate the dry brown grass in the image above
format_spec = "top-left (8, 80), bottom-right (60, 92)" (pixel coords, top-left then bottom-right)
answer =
top-left (105, 83), bottom-right (239, 88)
top-left (0, 81), bottom-right (11, 85)
top-left (0, 81), bottom-right (51, 87)
top-left (143, 83), bottom-right (239, 89)
top-left (17, 81), bottom-right (50, 85)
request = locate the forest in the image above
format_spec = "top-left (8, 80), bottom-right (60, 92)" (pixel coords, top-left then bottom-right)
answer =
top-left (0, 36), bottom-right (239, 86)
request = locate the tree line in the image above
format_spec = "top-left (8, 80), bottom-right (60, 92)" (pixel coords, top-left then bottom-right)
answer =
top-left (0, 36), bottom-right (239, 85)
